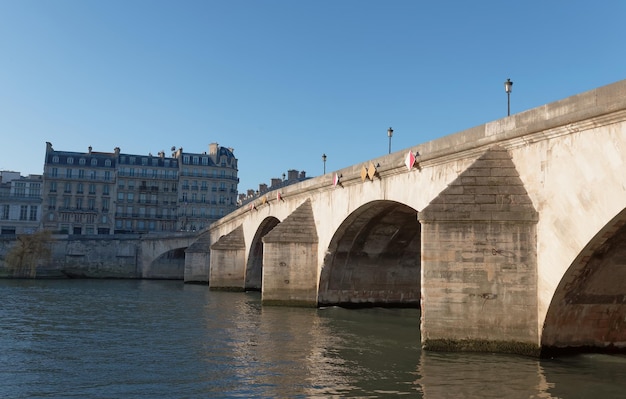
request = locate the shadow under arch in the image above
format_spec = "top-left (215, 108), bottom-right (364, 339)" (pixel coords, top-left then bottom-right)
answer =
top-left (318, 200), bottom-right (420, 307)
top-left (149, 247), bottom-right (187, 278)
top-left (245, 216), bottom-right (280, 291)
top-left (542, 208), bottom-right (626, 356)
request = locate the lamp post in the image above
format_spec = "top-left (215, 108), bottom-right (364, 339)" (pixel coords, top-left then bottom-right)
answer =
top-left (387, 127), bottom-right (393, 154)
top-left (504, 78), bottom-right (513, 116)
top-left (322, 153), bottom-right (327, 174)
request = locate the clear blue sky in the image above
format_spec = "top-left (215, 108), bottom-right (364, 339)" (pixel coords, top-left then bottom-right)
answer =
top-left (1, 1), bottom-right (624, 192)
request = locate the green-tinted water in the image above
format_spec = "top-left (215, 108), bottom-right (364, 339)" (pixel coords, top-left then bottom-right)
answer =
top-left (1, 279), bottom-right (624, 398)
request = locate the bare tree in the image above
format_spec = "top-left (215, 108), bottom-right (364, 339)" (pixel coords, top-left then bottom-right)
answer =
top-left (5, 230), bottom-right (53, 278)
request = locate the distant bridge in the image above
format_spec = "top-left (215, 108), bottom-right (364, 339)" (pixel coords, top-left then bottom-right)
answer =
top-left (184, 79), bottom-right (626, 356)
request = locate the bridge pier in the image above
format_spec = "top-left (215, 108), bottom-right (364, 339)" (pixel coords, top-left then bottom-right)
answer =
top-left (419, 146), bottom-right (540, 356)
top-left (209, 225), bottom-right (246, 290)
top-left (184, 231), bottom-right (211, 283)
top-left (261, 200), bottom-right (319, 307)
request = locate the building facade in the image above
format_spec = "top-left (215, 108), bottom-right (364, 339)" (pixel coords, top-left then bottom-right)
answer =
top-left (0, 171), bottom-right (43, 235)
top-left (115, 151), bottom-right (179, 233)
top-left (41, 143), bottom-right (117, 235)
top-left (176, 143), bottom-right (239, 231)
top-left (41, 142), bottom-right (238, 235)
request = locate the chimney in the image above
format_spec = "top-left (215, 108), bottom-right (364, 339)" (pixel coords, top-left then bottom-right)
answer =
top-left (287, 169), bottom-right (299, 181)
top-left (88, 146), bottom-right (92, 154)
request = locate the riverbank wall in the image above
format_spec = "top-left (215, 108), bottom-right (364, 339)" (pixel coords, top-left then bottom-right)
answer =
top-left (0, 234), bottom-right (186, 279)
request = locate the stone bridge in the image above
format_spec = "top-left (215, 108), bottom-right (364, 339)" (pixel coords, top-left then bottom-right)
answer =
top-left (186, 79), bottom-right (626, 356)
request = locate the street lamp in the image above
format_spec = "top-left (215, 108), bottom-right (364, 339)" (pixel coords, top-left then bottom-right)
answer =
top-left (504, 78), bottom-right (513, 116)
top-left (322, 153), bottom-right (327, 174)
top-left (387, 127), bottom-right (393, 154)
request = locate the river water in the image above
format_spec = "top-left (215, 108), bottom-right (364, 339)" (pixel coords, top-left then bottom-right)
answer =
top-left (1, 279), bottom-right (625, 399)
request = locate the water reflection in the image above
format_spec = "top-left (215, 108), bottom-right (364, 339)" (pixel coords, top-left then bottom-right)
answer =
top-left (3, 280), bottom-right (626, 398)
top-left (417, 351), bottom-right (554, 399)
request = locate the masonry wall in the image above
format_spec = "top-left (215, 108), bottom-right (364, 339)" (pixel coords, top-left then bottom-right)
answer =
top-left (0, 235), bottom-right (185, 279)
top-left (262, 241), bottom-right (319, 307)
top-left (420, 221), bottom-right (539, 354)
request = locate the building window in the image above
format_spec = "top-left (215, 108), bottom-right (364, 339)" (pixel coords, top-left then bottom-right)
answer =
top-left (202, 157), bottom-right (208, 165)
top-left (78, 169), bottom-right (85, 178)
top-left (104, 171), bottom-right (111, 180)
top-left (193, 156), bottom-right (199, 165)
top-left (89, 184), bottom-right (96, 194)
top-left (51, 168), bottom-right (58, 177)
top-left (183, 155), bottom-right (190, 164)
top-left (52, 156), bottom-right (59, 163)
top-left (130, 157), bottom-right (136, 164)
top-left (77, 183), bottom-right (83, 194)
top-left (19, 205), bottom-right (28, 220)
top-left (79, 158), bottom-right (86, 165)
top-left (105, 159), bottom-right (111, 167)
top-left (102, 199), bottom-right (109, 211)
top-left (66, 169), bottom-right (72, 178)
top-left (29, 206), bottom-right (37, 221)
top-left (103, 185), bottom-right (109, 195)
top-left (64, 183), bottom-right (72, 193)
top-left (91, 158), bottom-right (98, 166)
top-left (67, 157), bottom-right (74, 164)
top-left (50, 182), bottom-right (57, 192)
top-left (141, 158), bottom-right (148, 166)
top-left (1, 205), bottom-right (9, 219)
top-left (90, 170), bottom-right (96, 180)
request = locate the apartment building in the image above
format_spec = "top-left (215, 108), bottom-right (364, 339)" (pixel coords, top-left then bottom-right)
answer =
top-left (176, 143), bottom-right (238, 231)
top-left (0, 171), bottom-right (43, 235)
top-left (115, 150), bottom-right (179, 233)
top-left (41, 142), bottom-right (238, 235)
top-left (41, 143), bottom-right (117, 235)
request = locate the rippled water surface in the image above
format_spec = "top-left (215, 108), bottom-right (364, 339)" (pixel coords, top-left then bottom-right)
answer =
top-left (1, 279), bottom-right (625, 398)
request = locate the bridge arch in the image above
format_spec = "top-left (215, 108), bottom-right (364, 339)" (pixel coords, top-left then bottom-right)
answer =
top-left (541, 208), bottom-right (626, 355)
top-left (318, 200), bottom-right (421, 307)
top-left (148, 247), bottom-right (187, 278)
top-left (245, 216), bottom-right (280, 291)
